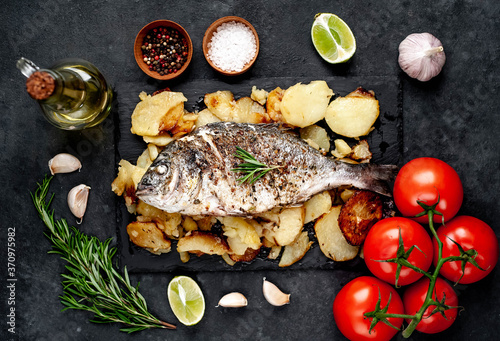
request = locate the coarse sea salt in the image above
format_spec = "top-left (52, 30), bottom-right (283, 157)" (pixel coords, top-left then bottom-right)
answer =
top-left (208, 21), bottom-right (257, 72)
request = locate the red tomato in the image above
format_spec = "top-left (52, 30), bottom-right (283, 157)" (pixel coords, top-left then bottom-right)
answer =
top-left (364, 217), bottom-right (433, 286)
top-left (434, 216), bottom-right (499, 284)
top-left (403, 277), bottom-right (458, 333)
top-left (393, 157), bottom-right (463, 223)
top-left (333, 276), bottom-right (404, 341)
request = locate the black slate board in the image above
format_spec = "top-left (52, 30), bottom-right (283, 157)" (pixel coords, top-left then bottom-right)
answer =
top-left (115, 76), bottom-right (402, 272)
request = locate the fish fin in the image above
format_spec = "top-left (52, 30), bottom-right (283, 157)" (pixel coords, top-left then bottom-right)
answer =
top-left (355, 164), bottom-right (399, 197)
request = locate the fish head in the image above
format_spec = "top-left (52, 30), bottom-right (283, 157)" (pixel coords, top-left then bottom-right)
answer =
top-left (136, 157), bottom-right (179, 206)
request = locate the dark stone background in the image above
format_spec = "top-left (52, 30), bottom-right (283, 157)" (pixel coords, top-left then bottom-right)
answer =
top-left (1, 0), bottom-right (499, 340)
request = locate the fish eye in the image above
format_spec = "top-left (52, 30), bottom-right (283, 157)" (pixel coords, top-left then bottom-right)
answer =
top-left (156, 165), bottom-right (168, 175)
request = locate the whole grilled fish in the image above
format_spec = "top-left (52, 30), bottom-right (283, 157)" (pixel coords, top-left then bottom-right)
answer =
top-left (136, 122), bottom-right (397, 216)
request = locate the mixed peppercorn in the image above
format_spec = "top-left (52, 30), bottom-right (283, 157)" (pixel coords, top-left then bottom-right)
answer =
top-left (141, 26), bottom-right (189, 76)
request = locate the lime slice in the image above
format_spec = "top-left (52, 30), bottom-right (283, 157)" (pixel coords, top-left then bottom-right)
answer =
top-left (167, 276), bottom-right (205, 326)
top-left (311, 13), bottom-right (356, 63)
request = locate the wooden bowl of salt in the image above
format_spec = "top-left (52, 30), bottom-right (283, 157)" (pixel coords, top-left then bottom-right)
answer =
top-left (202, 16), bottom-right (259, 76)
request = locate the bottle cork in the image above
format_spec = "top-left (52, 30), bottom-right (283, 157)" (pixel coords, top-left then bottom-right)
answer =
top-left (26, 71), bottom-right (56, 100)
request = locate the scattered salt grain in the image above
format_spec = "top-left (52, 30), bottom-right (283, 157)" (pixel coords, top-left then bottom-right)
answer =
top-left (208, 21), bottom-right (257, 72)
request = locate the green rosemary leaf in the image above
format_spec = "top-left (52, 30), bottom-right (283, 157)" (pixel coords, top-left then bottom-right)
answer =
top-left (31, 175), bottom-right (176, 332)
top-left (231, 147), bottom-right (281, 184)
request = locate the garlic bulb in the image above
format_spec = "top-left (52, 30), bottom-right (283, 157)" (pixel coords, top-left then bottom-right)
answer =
top-left (263, 278), bottom-right (290, 306)
top-left (398, 33), bottom-right (446, 81)
top-left (48, 153), bottom-right (82, 175)
top-left (217, 292), bottom-right (248, 308)
top-left (67, 184), bottom-right (90, 223)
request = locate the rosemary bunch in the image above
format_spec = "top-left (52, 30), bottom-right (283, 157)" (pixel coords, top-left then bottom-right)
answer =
top-left (31, 176), bottom-right (176, 333)
top-left (231, 147), bottom-right (281, 184)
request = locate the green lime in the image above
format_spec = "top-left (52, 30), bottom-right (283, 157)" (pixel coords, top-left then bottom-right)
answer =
top-left (167, 276), bottom-right (205, 326)
top-left (311, 13), bottom-right (356, 64)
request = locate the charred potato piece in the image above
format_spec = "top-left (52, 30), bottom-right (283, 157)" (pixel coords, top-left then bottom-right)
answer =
top-left (127, 221), bottom-right (171, 255)
top-left (177, 231), bottom-right (229, 256)
top-left (266, 87), bottom-right (285, 122)
top-left (229, 247), bottom-right (261, 262)
top-left (314, 205), bottom-right (359, 261)
top-left (338, 190), bottom-right (383, 246)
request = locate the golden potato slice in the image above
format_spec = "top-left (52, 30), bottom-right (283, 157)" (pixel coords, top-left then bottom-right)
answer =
top-left (192, 216), bottom-right (217, 231)
top-left (339, 188), bottom-right (356, 203)
top-left (127, 221), bottom-right (171, 255)
top-left (182, 216), bottom-right (198, 232)
top-left (251, 86), bottom-right (269, 105)
top-left (205, 91), bottom-right (268, 123)
top-left (142, 134), bottom-right (175, 146)
top-left (331, 139), bottom-right (352, 159)
top-left (271, 206), bottom-right (305, 246)
top-left (219, 217), bottom-right (261, 255)
top-left (279, 231), bottom-right (313, 267)
top-left (280, 81), bottom-right (334, 128)
top-left (338, 190), bottom-right (383, 246)
top-left (266, 87), bottom-right (285, 122)
top-left (221, 253), bottom-right (236, 266)
top-left (304, 191), bottom-right (332, 224)
top-left (195, 108), bottom-right (221, 128)
top-left (177, 231), bottom-right (229, 256)
top-left (179, 251), bottom-right (190, 263)
top-left (131, 91), bottom-right (187, 136)
top-left (268, 245), bottom-right (282, 260)
top-left (351, 140), bottom-right (372, 162)
top-left (147, 143), bottom-right (160, 161)
top-left (300, 125), bottom-right (330, 151)
top-left (170, 113), bottom-right (197, 137)
top-left (325, 87), bottom-right (379, 138)
top-left (111, 159), bottom-right (147, 196)
top-left (314, 205), bottom-right (359, 261)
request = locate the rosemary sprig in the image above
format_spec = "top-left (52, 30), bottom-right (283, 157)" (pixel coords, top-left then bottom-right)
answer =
top-left (231, 147), bottom-right (281, 184)
top-left (31, 175), bottom-right (176, 333)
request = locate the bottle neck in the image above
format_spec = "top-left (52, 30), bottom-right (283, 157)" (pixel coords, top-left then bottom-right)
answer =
top-left (31, 68), bottom-right (86, 112)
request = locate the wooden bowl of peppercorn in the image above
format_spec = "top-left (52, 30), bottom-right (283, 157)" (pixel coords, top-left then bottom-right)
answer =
top-left (134, 20), bottom-right (193, 80)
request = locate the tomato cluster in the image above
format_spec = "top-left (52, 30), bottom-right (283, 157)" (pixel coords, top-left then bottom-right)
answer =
top-left (333, 157), bottom-right (499, 341)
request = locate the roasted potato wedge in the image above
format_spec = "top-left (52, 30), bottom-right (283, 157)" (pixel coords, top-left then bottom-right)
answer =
top-left (351, 140), bottom-right (372, 162)
top-left (338, 190), bottom-right (383, 246)
top-left (266, 87), bottom-right (285, 122)
top-left (304, 191), bottom-right (332, 224)
top-left (127, 221), bottom-right (171, 255)
top-left (314, 205), bottom-right (359, 261)
top-left (251, 86), bottom-right (268, 105)
top-left (204, 91), bottom-right (268, 123)
top-left (279, 231), bottom-right (313, 267)
top-left (325, 87), bottom-right (379, 138)
top-left (280, 81), bottom-right (334, 128)
top-left (177, 231), bottom-right (229, 256)
top-left (229, 247), bottom-right (261, 262)
top-left (267, 245), bottom-right (282, 260)
top-left (219, 217), bottom-right (262, 255)
top-left (271, 206), bottom-right (305, 246)
top-left (142, 134), bottom-right (175, 146)
top-left (131, 91), bottom-right (187, 136)
top-left (195, 108), bottom-right (221, 128)
top-left (331, 139), bottom-right (352, 159)
top-left (300, 125), bottom-right (330, 151)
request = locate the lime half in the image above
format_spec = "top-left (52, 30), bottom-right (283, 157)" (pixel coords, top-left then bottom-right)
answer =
top-left (311, 13), bottom-right (356, 63)
top-left (167, 276), bottom-right (205, 326)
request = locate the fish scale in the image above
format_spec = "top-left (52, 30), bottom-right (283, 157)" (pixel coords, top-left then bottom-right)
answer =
top-left (136, 122), bottom-right (397, 216)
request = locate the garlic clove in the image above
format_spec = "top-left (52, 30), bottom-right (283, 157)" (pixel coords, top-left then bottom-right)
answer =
top-left (48, 153), bottom-right (82, 175)
top-left (216, 292), bottom-right (248, 308)
top-left (263, 277), bottom-right (290, 306)
top-left (67, 184), bottom-right (90, 223)
top-left (398, 32), bottom-right (446, 82)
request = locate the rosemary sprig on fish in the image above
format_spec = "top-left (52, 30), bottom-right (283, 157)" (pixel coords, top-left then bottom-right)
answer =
top-left (136, 122), bottom-right (397, 216)
top-left (231, 146), bottom-right (282, 184)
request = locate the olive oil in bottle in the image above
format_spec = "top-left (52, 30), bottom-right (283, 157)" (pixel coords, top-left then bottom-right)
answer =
top-left (17, 57), bottom-right (113, 130)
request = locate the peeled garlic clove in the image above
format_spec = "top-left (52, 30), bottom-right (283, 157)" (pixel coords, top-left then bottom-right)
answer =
top-left (48, 153), bottom-right (82, 175)
top-left (263, 277), bottom-right (290, 306)
top-left (216, 292), bottom-right (248, 308)
top-left (68, 184), bottom-right (90, 223)
top-left (398, 32), bottom-right (446, 82)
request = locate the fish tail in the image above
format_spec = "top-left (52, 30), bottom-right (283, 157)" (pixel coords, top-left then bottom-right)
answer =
top-left (351, 163), bottom-right (399, 196)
